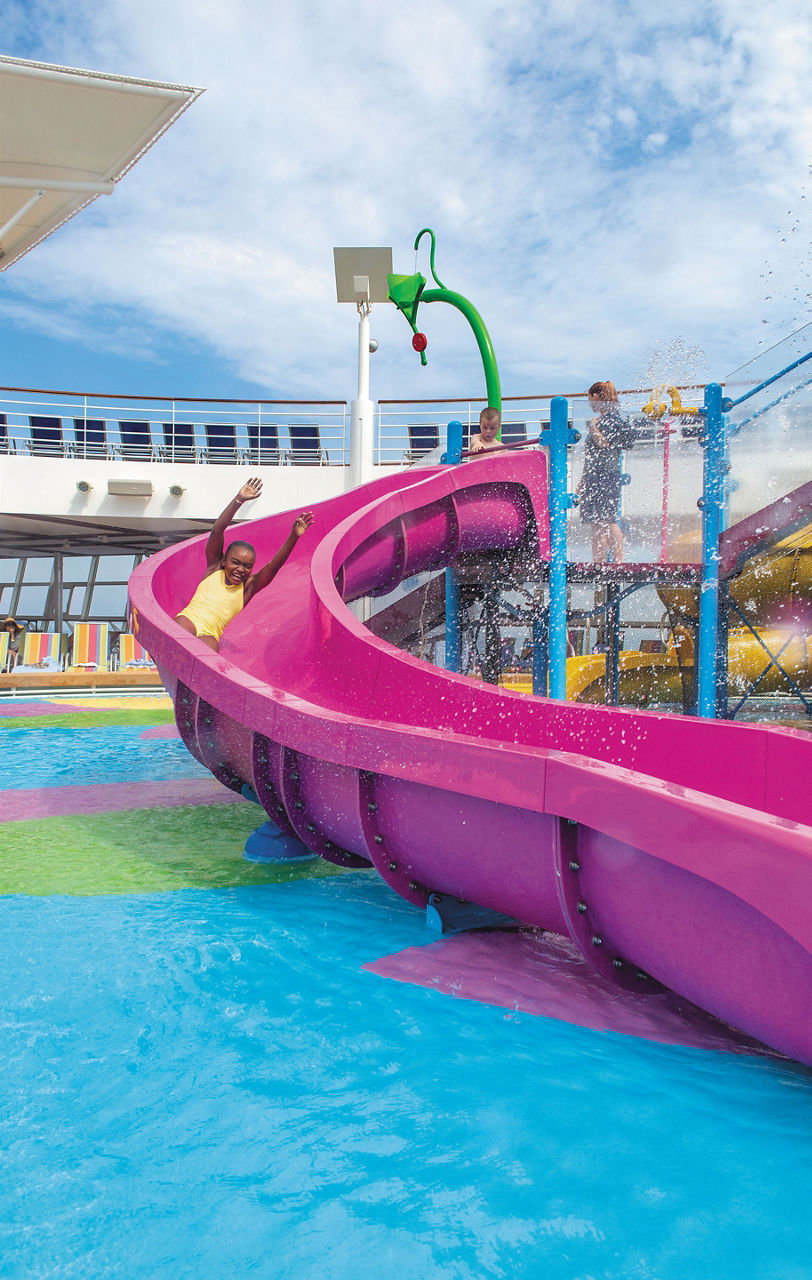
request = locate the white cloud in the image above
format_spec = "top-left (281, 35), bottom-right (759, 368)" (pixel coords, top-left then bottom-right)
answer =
top-left (2, 0), bottom-right (810, 400)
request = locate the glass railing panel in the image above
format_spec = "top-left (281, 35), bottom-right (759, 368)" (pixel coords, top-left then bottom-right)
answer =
top-left (564, 390), bottom-right (704, 567)
top-left (725, 323), bottom-right (812, 404)
top-left (725, 325), bottom-right (812, 527)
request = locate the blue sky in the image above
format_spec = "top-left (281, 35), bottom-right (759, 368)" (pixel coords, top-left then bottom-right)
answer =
top-left (1, 0), bottom-right (810, 403)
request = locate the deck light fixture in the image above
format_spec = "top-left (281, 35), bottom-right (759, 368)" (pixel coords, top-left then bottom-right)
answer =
top-left (107, 479), bottom-right (153, 497)
top-left (333, 246), bottom-right (392, 491)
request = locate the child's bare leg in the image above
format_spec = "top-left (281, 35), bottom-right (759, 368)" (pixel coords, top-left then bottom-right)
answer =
top-left (174, 614), bottom-right (220, 652)
top-left (592, 524), bottom-right (609, 561)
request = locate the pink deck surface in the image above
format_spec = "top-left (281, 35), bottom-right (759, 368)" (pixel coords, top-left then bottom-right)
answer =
top-left (0, 701), bottom-right (91, 717)
top-left (2, 777), bottom-right (244, 822)
top-left (139, 724), bottom-right (181, 739)
top-left (365, 930), bottom-right (780, 1056)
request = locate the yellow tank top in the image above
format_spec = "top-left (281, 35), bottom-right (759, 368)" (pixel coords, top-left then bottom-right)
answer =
top-left (177, 570), bottom-right (245, 641)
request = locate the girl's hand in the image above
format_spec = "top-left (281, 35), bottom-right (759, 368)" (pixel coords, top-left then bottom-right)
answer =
top-left (292, 512), bottom-right (314, 537)
top-left (237, 477), bottom-right (263, 503)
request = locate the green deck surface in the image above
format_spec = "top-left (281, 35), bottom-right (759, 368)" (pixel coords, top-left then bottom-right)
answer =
top-left (0, 803), bottom-right (348, 897)
top-left (0, 708), bottom-right (176, 731)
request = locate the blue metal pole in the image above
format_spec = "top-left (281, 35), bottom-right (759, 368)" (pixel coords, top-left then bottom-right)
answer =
top-left (540, 396), bottom-right (577, 699)
top-left (445, 568), bottom-right (461, 672)
top-left (443, 420), bottom-right (464, 672)
top-left (697, 382), bottom-right (725, 717)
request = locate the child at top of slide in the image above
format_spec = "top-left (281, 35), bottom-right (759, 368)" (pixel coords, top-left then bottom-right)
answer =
top-left (175, 478), bottom-right (313, 651)
top-left (468, 406), bottom-right (502, 454)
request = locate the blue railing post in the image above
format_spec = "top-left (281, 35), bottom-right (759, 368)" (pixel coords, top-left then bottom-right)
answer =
top-left (443, 420), bottom-right (464, 672)
top-left (697, 382), bottom-right (725, 717)
top-left (445, 569), bottom-right (461, 672)
top-left (441, 419), bottom-right (463, 465)
top-left (539, 397), bottom-right (578, 699)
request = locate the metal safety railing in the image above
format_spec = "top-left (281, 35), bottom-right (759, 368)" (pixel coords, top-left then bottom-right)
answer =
top-left (0, 387), bottom-right (350, 466)
top-left (0, 381), bottom-right (710, 474)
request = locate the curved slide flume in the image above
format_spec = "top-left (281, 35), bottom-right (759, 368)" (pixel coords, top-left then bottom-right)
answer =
top-left (130, 452), bottom-right (812, 1066)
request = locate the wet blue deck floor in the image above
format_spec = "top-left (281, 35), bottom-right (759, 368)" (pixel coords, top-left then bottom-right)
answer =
top-left (2, 706), bottom-right (812, 1278)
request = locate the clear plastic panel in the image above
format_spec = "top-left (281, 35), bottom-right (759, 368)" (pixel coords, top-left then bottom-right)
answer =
top-left (362, 568), bottom-right (541, 683)
top-left (360, 562), bottom-right (688, 709)
top-left (725, 324), bottom-right (812, 525)
top-left (720, 326), bottom-right (812, 723)
top-left (556, 388), bottom-right (706, 712)
top-left (362, 569), bottom-right (449, 666)
top-left (565, 390), bottom-right (704, 567)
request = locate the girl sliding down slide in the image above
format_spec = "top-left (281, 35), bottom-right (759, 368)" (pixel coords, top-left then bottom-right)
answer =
top-left (175, 478), bottom-right (313, 651)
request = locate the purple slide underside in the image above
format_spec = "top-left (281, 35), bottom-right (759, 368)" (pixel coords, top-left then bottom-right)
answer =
top-left (129, 452), bottom-right (812, 1065)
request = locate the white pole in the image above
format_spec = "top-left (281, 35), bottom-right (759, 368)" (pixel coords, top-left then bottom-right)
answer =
top-left (0, 189), bottom-right (44, 245)
top-left (357, 303), bottom-right (370, 401)
top-left (348, 299), bottom-right (374, 491)
top-left (0, 176), bottom-right (114, 194)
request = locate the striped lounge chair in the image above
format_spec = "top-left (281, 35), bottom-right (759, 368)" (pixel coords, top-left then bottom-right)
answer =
top-left (21, 632), bottom-right (63, 669)
top-left (117, 633), bottom-right (156, 669)
top-left (70, 622), bottom-right (109, 671)
top-left (0, 632), bottom-right (8, 672)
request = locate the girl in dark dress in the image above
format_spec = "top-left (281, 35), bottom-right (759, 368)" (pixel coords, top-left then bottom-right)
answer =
top-left (577, 380), bottom-right (628, 562)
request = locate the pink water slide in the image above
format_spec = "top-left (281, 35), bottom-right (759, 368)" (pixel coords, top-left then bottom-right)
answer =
top-left (129, 451), bottom-right (812, 1066)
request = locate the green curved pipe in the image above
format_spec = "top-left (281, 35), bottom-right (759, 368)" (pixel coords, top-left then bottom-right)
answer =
top-left (413, 228), bottom-right (447, 289)
top-left (389, 228), bottom-right (502, 419)
top-left (421, 287), bottom-right (501, 413)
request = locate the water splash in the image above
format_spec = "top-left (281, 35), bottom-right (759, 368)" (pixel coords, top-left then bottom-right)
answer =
top-left (638, 336), bottom-right (709, 391)
top-left (758, 166), bottom-right (812, 345)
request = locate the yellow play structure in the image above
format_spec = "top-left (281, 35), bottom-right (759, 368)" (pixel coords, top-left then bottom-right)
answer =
top-left (496, 519), bottom-right (809, 711)
top-left (540, 523), bottom-right (812, 707)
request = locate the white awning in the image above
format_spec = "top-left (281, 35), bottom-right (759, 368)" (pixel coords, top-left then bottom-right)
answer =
top-left (0, 54), bottom-right (203, 270)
